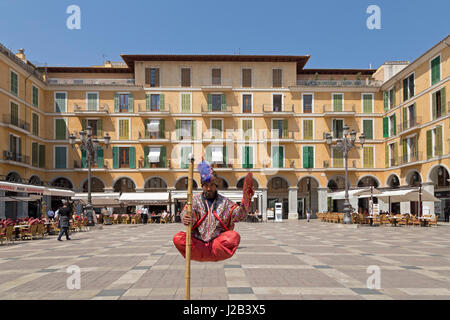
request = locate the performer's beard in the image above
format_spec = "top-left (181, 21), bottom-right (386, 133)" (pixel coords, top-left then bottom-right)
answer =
top-left (204, 190), bottom-right (217, 200)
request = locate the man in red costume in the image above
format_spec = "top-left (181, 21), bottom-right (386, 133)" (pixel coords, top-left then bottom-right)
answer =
top-left (173, 161), bottom-right (254, 262)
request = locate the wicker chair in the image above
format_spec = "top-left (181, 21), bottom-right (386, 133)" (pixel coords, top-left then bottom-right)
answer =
top-left (36, 224), bottom-right (45, 238)
top-left (428, 215), bottom-right (438, 227)
top-left (372, 215), bottom-right (381, 226)
top-left (22, 224), bottom-right (38, 240)
top-left (121, 214), bottom-right (129, 224)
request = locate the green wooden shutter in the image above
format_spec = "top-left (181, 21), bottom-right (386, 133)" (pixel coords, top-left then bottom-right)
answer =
top-left (114, 94), bottom-right (119, 112)
top-left (32, 86), bottom-right (38, 107)
top-left (383, 92), bottom-right (388, 111)
top-left (432, 92), bottom-right (437, 119)
top-left (333, 94), bottom-right (342, 111)
top-left (206, 146), bottom-right (212, 163)
top-left (221, 94), bottom-right (226, 111)
top-left (207, 94), bottom-right (212, 112)
top-left (402, 108), bottom-right (407, 130)
top-left (144, 119), bottom-right (150, 139)
top-left (441, 88), bottom-right (446, 116)
top-left (55, 147), bottom-right (66, 169)
top-left (426, 130), bottom-right (432, 159)
top-left (403, 78), bottom-right (408, 102)
top-left (385, 144), bottom-right (389, 167)
top-left (282, 119), bottom-right (288, 138)
top-left (191, 120), bottom-right (196, 139)
top-left (39, 145), bottom-right (45, 168)
top-left (87, 93), bottom-right (97, 110)
top-left (144, 146), bottom-right (149, 168)
top-left (304, 120), bottom-right (313, 140)
top-left (81, 119), bottom-right (87, 131)
top-left (393, 142), bottom-right (398, 166)
top-left (279, 147), bottom-right (284, 168)
top-left (10, 102), bottom-right (18, 126)
top-left (128, 94), bottom-right (134, 113)
top-left (363, 146), bottom-right (369, 168)
top-left (55, 119), bottom-right (66, 140)
top-left (182, 94), bottom-right (190, 113)
top-left (303, 147), bottom-right (309, 168)
top-left (159, 119), bottom-right (165, 138)
top-left (32, 142), bottom-right (38, 167)
top-left (308, 147), bottom-right (314, 168)
top-left (363, 120), bottom-right (373, 140)
top-left (97, 119), bottom-right (103, 137)
top-left (81, 150), bottom-right (87, 168)
top-left (393, 114), bottom-right (397, 135)
top-left (223, 146), bottom-right (227, 165)
top-left (97, 148), bottom-right (104, 168)
top-left (113, 147), bottom-right (119, 168)
top-left (383, 117), bottom-right (388, 138)
top-left (176, 120), bottom-right (181, 139)
top-left (363, 94), bottom-right (372, 113)
top-left (160, 94), bottom-right (165, 111)
top-left (160, 146), bottom-right (166, 168)
top-left (181, 147), bottom-right (190, 169)
top-left (10, 71), bottom-right (18, 96)
top-left (32, 114), bottom-right (39, 136)
top-left (129, 147), bottom-right (135, 169)
top-left (272, 147), bottom-right (278, 168)
top-left (119, 119), bottom-right (129, 140)
top-left (368, 147), bottom-right (374, 168)
top-left (145, 94), bottom-right (150, 111)
top-left (431, 56), bottom-right (441, 85)
top-left (402, 139), bottom-right (408, 163)
top-left (436, 126), bottom-right (443, 156)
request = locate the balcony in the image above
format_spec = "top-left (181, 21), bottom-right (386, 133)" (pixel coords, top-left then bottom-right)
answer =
top-left (262, 104), bottom-right (295, 116)
top-left (398, 116), bottom-right (422, 135)
top-left (263, 131), bottom-right (295, 142)
top-left (202, 131), bottom-right (234, 142)
top-left (199, 78), bottom-right (233, 91)
top-left (398, 152), bottom-right (422, 165)
top-left (138, 160), bottom-right (169, 169)
top-left (137, 104), bottom-right (170, 115)
top-left (2, 114), bottom-right (30, 132)
top-left (73, 104), bottom-right (109, 115)
top-left (326, 159), bottom-right (358, 169)
top-left (201, 104), bottom-right (233, 116)
top-left (322, 104), bottom-right (356, 116)
top-left (73, 160), bottom-right (106, 169)
top-left (138, 131), bottom-right (170, 141)
top-left (3, 151), bottom-right (30, 165)
top-left (47, 78), bottom-right (135, 86)
top-left (294, 79), bottom-right (383, 88)
top-left (262, 159), bottom-right (295, 169)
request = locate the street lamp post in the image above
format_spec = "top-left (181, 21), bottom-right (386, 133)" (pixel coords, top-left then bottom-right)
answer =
top-left (326, 125), bottom-right (365, 224)
top-left (70, 126), bottom-right (110, 226)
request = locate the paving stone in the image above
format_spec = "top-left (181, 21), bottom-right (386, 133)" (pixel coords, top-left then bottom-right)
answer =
top-left (227, 287), bottom-right (254, 294)
top-left (96, 289), bottom-right (127, 297)
top-left (351, 288), bottom-right (382, 295)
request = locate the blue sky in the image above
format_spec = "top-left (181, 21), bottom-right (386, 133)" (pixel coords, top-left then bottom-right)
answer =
top-left (0, 0), bottom-right (448, 69)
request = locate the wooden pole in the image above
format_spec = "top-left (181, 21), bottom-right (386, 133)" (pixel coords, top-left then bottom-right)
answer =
top-left (185, 154), bottom-right (194, 300)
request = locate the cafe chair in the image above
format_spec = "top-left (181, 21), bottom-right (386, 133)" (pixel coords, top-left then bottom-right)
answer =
top-left (21, 224), bottom-right (38, 240)
top-left (428, 215), bottom-right (438, 227)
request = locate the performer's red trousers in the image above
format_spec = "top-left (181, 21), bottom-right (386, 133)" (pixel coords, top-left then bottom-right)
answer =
top-left (173, 231), bottom-right (240, 262)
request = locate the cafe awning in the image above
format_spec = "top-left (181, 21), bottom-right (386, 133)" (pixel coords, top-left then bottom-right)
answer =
top-left (147, 120), bottom-right (160, 132)
top-left (329, 188), bottom-right (381, 200)
top-left (119, 192), bottom-right (169, 205)
top-left (212, 147), bottom-right (223, 162)
top-left (148, 147), bottom-right (161, 163)
top-left (360, 188), bottom-right (439, 202)
top-left (44, 188), bottom-right (75, 197)
top-left (0, 181), bottom-right (45, 194)
top-left (0, 194), bottom-right (42, 202)
top-left (72, 193), bottom-right (120, 206)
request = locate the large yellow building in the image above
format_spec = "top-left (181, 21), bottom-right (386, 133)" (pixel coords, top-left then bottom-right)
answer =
top-left (0, 35), bottom-right (448, 220)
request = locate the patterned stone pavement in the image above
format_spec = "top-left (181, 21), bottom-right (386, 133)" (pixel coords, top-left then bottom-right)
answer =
top-left (0, 220), bottom-right (449, 300)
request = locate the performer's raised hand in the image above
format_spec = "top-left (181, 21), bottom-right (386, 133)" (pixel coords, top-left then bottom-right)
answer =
top-left (181, 214), bottom-right (192, 226)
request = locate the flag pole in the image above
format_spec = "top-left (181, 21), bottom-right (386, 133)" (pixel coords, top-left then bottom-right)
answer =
top-left (185, 153), bottom-right (194, 300)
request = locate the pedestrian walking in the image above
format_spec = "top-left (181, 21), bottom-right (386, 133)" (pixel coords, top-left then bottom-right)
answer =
top-left (142, 207), bottom-right (149, 224)
top-left (56, 200), bottom-right (72, 241)
top-left (306, 210), bottom-right (311, 222)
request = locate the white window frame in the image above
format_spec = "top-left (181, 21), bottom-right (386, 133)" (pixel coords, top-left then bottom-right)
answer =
top-left (429, 86), bottom-right (445, 120)
top-left (302, 92), bottom-right (314, 113)
top-left (117, 118), bottom-right (131, 140)
top-left (405, 133), bottom-right (418, 162)
top-left (271, 93), bottom-right (284, 112)
top-left (302, 118), bottom-right (315, 140)
top-left (54, 118), bottom-right (67, 140)
top-left (361, 93), bottom-right (374, 113)
top-left (241, 145), bottom-right (255, 168)
top-left (301, 145), bottom-right (315, 169)
top-left (86, 92), bottom-right (99, 111)
top-left (241, 93), bottom-right (253, 113)
top-left (180, 145), bottom-right (193, 168)
top-left (8, 133), bottom-right (21, 153)
top-left (54, 91), bottom-right (67, 113)
top-left (210, 66), bottom-right (222, 86)
top-left (332, 118), bottom-right (344, 139)
top-left (361, 118), bottom-right (374, 140)
top-left (332, 93), bottom-right (344, 111)
top-left (241, 118), bottom-right (254, 140)
top-left (179, 92), bottom-right (192, 113)
top-left (54, 145), bottom-right (68, 169)
top-left (429, 54), bottom-right (442, 86)
top-left (403, 72), bottom-right (415, 101)
top-left (241, 67), bottom-right (253, 88)
top-left (9, 69), bottom-right (19, 95)
top-left (271, 145), bottom-right (285, 168)
top-left (431, 125), bottom-right (443, 157)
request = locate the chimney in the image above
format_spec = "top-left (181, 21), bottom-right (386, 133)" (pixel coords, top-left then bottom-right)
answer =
top-left (104, 60), bottom-right (112, 67)
top-left (16, 48), bottom-right (26, 61)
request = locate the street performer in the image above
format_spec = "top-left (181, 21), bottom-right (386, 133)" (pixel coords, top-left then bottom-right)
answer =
top-left (173, 160), bottom-right (255, 262)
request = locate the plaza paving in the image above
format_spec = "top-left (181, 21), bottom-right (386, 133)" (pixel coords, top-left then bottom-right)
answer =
top-left (0, 220), bottom-right (449, 300)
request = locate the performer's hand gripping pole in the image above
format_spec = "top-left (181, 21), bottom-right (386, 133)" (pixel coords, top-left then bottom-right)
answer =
top-left (185, 153), bottom-right (194, 300)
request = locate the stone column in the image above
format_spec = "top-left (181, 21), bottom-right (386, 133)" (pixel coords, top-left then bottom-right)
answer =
top-left (261, 188), bottom-right (267, 221)
top-left (422, 182), bottom-right (435, 215)
top-left (288, 187), bottom-right (298, 220)
top-left (317, 187), bottom-right (328, 213)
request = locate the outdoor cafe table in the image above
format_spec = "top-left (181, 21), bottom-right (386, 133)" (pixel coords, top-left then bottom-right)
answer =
top-left (367, 215), bottom-right (375, 226)
top-left (419, 216), bottom-right (431, 227)
top-left (13, 225), bottom-right (29, 239)
top-left (150, 215), bottom-right (161, 223)
top-left (389, 215), bottom-right (402, 226)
